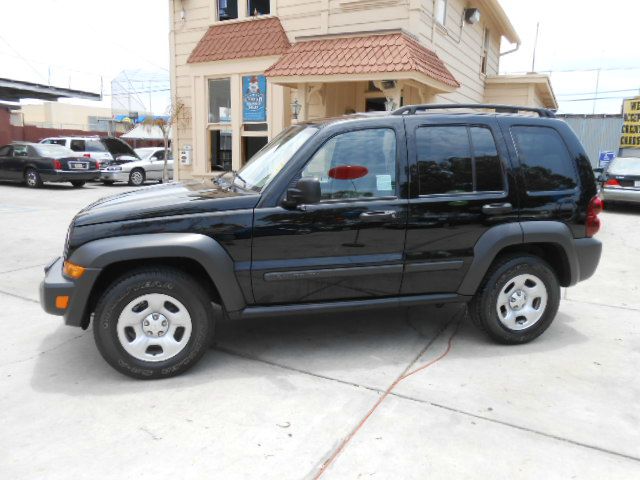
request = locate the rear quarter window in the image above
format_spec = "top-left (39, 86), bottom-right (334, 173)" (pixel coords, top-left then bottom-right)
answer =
top-left (511, 126), bottom-right (578, 191)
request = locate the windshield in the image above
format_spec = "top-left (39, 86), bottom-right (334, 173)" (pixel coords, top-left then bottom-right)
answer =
top-left (231, 125), bottom-right (318, 192)
top-left (609, 157), bottom-right (640, 175)
top-left (34, 144), bottom-right (76, 158)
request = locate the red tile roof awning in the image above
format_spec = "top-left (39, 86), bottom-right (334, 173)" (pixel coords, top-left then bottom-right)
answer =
top-left (265, 32), bottom-right (459, 89)
top-left (188, 17), bottom-right (290, 63)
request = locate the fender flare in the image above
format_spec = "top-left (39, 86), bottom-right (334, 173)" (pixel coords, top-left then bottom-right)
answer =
top-left (457, 221), bottom-right (578, 296)
top-left (69, 233), bottom-right (246, 312)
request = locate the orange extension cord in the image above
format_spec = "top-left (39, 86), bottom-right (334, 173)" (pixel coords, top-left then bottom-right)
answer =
top-left (314, 318), bottom-right (462, 479)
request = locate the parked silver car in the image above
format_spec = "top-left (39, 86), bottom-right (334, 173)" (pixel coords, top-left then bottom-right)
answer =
top-left (100, 147), bottom-right (173, 186)
top-left (601, 157), bottom-right (640, 205)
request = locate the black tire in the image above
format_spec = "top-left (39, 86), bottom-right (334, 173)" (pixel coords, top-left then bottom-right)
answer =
top-left (93, 268), bottom-right (215, 379)
top-left (24, 168), bottom-right (43, 188)
top-left (101, 180), bottom-right (115, 186)
top-left (128, 168), bottom-right (145, 186)
top-left (468, 255), bottom-right (560, 344)
top-left (71, 181), bottom-right (86, 188)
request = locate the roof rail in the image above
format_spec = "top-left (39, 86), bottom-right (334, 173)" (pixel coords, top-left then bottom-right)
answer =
top-left (391, 103), bottom-right (556, 118)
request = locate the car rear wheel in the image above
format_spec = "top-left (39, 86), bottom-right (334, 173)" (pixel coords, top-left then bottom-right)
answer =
top-left (93, 268), bottom-right (215, 379)
top-left (71, 181), bottom-right (86, 188)
top-left (24, 168), bottom-right (43, 188)
top-left (128, 168), bottom-right (145, 186)
top-left (469, 255), bottom-right (560, 344)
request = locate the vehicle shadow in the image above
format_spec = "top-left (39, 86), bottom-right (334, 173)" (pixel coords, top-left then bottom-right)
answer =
top-left (604, 202), bottom-right (640, 216)
top-left (0, 180), bottom-right (112, 191)
top-left (29, 303), bottom-right (587, 396)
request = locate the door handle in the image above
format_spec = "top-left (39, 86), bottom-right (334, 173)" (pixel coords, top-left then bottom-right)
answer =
top-left (482, 203), bottom-right (513, 215)
top-left (359, 210), bottom-right (397, 222)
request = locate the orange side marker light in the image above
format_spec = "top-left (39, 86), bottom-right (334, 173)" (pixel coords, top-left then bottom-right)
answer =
top-left (55, 296), bottom-right (69, 309)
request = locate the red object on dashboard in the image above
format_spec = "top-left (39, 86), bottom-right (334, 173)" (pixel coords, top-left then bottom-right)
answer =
top-left (328, 165), bottom-right (369, 180)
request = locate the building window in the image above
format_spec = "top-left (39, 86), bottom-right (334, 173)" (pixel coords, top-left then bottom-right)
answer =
top-left (210, 129), bottom-right (233, 171)
top-left (481, 28), bottom-right (490, 75)
top-left (208, 78), bottom-right (231, 123)
top-left (218, 0), bottom-right (238, 21)
top-left (435, 0), bottom-right (447, 26)
top-left (248, 0), bottom-right (270, 16)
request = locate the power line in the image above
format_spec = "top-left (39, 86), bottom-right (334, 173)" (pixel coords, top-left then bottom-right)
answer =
top-left (0, 34), bottom-right (48, 83)
top-left (504, 66), bottom-right (640, 74)
top-left (562, 96), bottom-right (628, 102)
top-left (558, 88), bottom-right (640, 97)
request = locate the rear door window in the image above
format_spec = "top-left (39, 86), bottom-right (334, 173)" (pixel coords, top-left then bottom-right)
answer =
top-left (415, 125), bottom-right (504, 195)
top-left (13, 145), bottom-right (29, 157)
top-left (70, 140), bottom-right (85, 152)
top-left (511, 126), bottom-right (578, 191)
top-left (0, 146), bottom-right (11, 156)
top-left (85, 140), bottom-right (107, 152)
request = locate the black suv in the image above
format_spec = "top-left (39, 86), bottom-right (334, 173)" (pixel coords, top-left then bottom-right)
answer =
top-left (40, 104), bottom-right (603, 379)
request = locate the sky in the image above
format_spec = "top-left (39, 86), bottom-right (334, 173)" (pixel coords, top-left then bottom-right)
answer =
top-left (0, 0), bottom-right (638, 114)
top-left (499, 0), bottom-right (640, 114)
top-left (0, 0), bottom-right (171, 113)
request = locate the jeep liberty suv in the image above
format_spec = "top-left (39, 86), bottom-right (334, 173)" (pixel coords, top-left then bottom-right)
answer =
top-left (40, 104), bottom-right (603, 379)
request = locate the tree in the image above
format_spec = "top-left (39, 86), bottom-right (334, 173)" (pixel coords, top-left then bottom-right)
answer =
top-left (142, 100), bottom-right (186, 182)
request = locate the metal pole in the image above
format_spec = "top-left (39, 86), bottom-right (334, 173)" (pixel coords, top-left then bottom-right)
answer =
top-left (592, 68), bottom-right (601, 114)
top-left (531, 22), bottom-right (540, 72)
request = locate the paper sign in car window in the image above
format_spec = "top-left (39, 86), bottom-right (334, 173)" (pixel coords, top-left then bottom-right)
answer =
top-left (376, 174), bottom-right (392, 191)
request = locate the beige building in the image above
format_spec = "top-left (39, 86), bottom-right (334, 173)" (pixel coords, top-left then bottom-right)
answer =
top-left (19, 102), bottom-right (121, 132)
top-left (169, 0), bottom-right (557, 180)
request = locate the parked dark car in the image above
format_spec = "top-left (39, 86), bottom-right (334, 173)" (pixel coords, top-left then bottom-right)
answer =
top-left (40, 104), bottom-right (603, 379)
top-left (600, 156), bottom-right (640, 205)
top-left (0, 142), bottom-right (101, 188)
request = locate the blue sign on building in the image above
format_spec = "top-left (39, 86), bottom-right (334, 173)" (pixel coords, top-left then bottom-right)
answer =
top-left (242, 75), bottom-right (267, 122)
top-left (598, 151), bottom-right (616, 169)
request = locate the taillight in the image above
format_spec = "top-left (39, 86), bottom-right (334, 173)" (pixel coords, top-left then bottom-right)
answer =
top-left (52, 159), bottom-right (62, 170)
top-left (95, 161), bottom-right (101, 170)
top-left (604, 178), bottom-right (620, 187)
top-left (586, 196), bottom-right (603, 237)
top-left (83, 153), bottom-right (91, 158)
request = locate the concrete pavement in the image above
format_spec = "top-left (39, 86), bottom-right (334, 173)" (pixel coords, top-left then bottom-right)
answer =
top-left (0, 181), bottom-right (638, 479)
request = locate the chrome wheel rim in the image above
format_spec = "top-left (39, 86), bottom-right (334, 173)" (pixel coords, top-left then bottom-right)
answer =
top-left (496, 273), bottom-right (548, 331)
top-left (131, 171), bottom-right (144, 185)
top-left (117, 293), bottom-right (192, 362)
top-left (26, 171), bottom-right (37, 186)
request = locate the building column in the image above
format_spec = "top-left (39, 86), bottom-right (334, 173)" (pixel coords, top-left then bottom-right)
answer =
top-left (231, 74), bottom-right (243, 171)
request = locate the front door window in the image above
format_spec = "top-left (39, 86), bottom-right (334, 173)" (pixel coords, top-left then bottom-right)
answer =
top-left (301, 128), bottom-right (397, 200)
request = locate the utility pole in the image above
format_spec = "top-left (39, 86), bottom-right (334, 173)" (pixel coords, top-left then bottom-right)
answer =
top-left (593, 68), bottom-right (601, 114)
top-left (531, 22), bottom-right (540, 72)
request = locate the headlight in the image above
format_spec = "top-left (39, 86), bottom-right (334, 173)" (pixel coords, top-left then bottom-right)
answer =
top-left (108, 166), bottom-right (122, 171)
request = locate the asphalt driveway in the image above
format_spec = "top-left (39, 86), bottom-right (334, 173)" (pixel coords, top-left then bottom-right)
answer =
top-left (0, 181), bottom-right (638, 479)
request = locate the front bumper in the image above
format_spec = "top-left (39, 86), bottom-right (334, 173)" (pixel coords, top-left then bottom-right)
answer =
top-left (41, 170), bottom-right (101, 182)
top-left (574, 237), bottom-right (602, 283)
top-left (100, 171), bottom-right (129, 182)
top-left (39, 257), bottom-right (101, 328)
top-left (602, 187), bottom-right (640, 204)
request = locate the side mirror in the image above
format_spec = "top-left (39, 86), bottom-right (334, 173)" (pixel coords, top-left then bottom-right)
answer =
top-left (283, 177), bottom-right (321, 209)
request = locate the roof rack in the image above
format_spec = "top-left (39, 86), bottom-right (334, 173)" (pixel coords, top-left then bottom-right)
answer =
top-left (391, 103), bottom-right (556, 118)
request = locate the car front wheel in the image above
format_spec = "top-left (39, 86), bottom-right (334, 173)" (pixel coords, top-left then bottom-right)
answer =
top-left (469, 255), bottom-right (560, 344)
top-left (128, 168), bottom-right (145, 186)
top-left (93, 268), bottom-right (215, 379)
